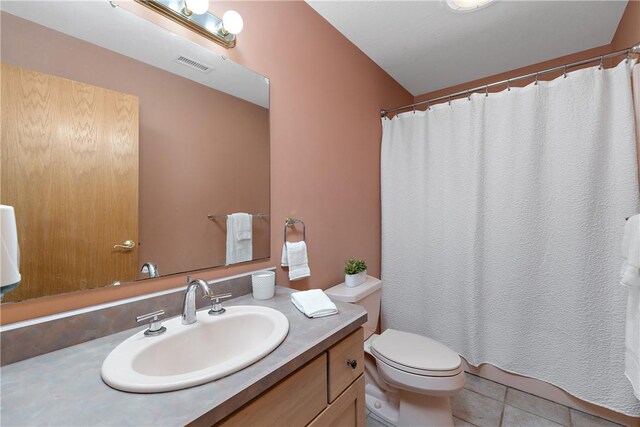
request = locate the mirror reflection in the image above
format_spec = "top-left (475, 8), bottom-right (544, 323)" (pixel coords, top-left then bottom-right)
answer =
top-left (0, 1), bottom-right (270, 303)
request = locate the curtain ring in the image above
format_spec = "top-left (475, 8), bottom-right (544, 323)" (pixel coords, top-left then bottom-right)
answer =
top-left (467, 91), bottom-right (471, 101)
top-left (563, 65), bottom-right (567, 79)
top-left (485, 85), bottom-right (489, 97)
top-left (626, 50), bottom-right (631, 64)
top-left (598, 56), bottom-right (603, 70)
top-left (413, 105), bottom-right (416, 114)
top-left (448, 97), bottom-right (451, 106)
top-left (534, 73), bottom-right (539, 86)
top-left (507, 79), bottom-right (511, 91)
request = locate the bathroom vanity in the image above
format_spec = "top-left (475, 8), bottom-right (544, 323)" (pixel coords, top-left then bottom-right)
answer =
top-left (218, 328), bottom-right (365, 427)
top-left (0, 288), bottom-right (367, 426)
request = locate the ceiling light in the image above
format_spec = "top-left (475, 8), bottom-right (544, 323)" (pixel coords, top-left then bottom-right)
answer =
top-left (447, 0), bottom-right (496, 12)
top-left (222, 10), bottom-right (243, 35)
top-left (134, 0), bottom-right (242, 48)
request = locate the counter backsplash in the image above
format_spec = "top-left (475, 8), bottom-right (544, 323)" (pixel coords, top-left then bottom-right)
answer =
top-left (0, 272), bottom-right (258, 365)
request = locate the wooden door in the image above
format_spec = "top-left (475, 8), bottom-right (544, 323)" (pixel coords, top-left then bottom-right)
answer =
top-left (1, 64), bottom-right (139, 302)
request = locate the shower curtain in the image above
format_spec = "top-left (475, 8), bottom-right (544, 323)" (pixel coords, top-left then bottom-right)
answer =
top-left (381, 60), bottom-right (640, 416)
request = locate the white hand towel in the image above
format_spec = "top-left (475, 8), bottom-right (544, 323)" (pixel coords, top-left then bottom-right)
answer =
top-left (285, 241), bottom-right (310, 281)
top-left (622, 215), bottom-right (640, 288)
top-left (291, 289), bottom-right (338, 318)
top-left (622, 214), bottom-right (640, 399)
top-left (225, 213), bottom-right (252, 265)
top-left (625, 286), bottom-right (640, 400)
top-left (281, 243), bottom-right (289, 267)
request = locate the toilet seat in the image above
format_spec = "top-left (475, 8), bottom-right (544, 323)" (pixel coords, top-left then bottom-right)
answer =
top-left (370, 329), bottom-right (462, 377)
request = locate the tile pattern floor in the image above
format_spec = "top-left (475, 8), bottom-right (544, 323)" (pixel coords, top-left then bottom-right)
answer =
top-left (365, 373), bottom-right (624, 427)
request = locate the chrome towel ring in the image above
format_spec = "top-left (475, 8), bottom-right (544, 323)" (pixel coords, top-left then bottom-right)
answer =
top-left (284, 217), bottom-right (306, 242)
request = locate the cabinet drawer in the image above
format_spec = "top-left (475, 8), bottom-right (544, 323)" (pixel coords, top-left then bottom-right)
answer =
top-left (218, 354), bottom-right (328, 427)
top-left (308, 375), bottom-right (365, 427)
top-left (327, 328), bottom-right (364, 402)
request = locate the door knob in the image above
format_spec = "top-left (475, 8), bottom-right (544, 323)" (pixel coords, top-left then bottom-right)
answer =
top-left (113, 240), bottom-right (136, 250)
top-left (347, 359), bottom-right (358, 369)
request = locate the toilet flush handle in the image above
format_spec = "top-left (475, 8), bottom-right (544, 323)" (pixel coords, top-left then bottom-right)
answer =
top-left (347, 359), bottom-right (358, 369)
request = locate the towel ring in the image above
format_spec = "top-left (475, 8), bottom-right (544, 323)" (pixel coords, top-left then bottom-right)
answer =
top-left (284, 217), bottom-right (306, 242)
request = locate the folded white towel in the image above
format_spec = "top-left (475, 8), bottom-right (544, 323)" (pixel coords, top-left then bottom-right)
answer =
top-left (291, 289), bottom-right (338, 318)
top-left (226, 213), bottom-right (252, 265)
top-left (622, 214), bottom-right (640, 400)
top-left (622, 215), bottom-right (640, 288)
top-left (283, 241), bottom-right (311, 281)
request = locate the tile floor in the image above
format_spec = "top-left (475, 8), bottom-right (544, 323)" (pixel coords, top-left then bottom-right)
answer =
top-left (365, 373), bottom-right (623, 427)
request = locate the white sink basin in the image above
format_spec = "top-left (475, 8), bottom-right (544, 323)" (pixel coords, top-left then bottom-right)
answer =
top-left (101, 305), bottom-right (289, 393)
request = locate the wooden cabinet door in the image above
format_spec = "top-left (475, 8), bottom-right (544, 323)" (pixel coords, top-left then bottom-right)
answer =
top-left (218, 354), bottom-right (328, 427)
top-left (1, 64), bottom-right (139, 301)
top-left (309, 375), bottom-right (366, 427)
top-left (328, 328), bottom-right (365, 402)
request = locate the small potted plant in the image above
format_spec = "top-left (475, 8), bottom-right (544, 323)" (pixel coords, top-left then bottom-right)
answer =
top-left (344, 258), bottom-right (367, 288)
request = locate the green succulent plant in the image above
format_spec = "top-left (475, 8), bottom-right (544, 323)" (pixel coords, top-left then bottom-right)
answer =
top-left (344, 258), bottom-right (367, 275)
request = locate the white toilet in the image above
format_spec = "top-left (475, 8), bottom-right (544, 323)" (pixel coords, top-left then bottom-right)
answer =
top-left (326, 276), bottom-right (465, 427)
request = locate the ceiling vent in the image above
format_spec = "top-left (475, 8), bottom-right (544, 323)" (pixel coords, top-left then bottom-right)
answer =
top-left (173, 55), bottom-right (213, 73)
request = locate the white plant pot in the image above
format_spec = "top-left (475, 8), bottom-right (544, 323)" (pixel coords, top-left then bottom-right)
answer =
top-left (344, 271), bottom-right (367, 288)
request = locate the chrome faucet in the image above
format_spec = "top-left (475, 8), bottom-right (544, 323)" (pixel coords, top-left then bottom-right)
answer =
top-left (182, 276), bottom-right (213, 325)
top-left (141, 262), bottom-right (159, 278)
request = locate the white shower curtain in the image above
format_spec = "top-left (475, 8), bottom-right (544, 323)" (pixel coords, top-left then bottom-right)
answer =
top-left (381, 60), bottom-right (640, 416)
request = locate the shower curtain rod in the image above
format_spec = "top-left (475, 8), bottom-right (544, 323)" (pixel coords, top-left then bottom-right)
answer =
top-left (380, 42), bottom-right (640, 118)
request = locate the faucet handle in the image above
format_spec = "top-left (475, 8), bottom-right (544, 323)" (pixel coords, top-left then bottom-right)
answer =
top-left (206, 293), bottom-right (232, 316)
top-left (207, 293), bottom-right (232, 301)
top-left (136, 309), bottom-right (167, 336)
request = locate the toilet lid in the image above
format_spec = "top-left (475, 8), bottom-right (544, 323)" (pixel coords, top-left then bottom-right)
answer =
top-left (370, 329), bottom-right (461, 376)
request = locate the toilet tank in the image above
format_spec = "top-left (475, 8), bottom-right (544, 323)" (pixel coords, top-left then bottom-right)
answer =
top-left (325, 276), bottom-right (381, 339)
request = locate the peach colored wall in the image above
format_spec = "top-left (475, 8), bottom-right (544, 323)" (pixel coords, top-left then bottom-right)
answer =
top-left (412, 44), bottom-right (614, 104)
top-left (611, 0), bottom-right (640, 51)
top-left (0, 12), bottom-right (270, 284)
top-left (0, 1), bottom-right (412, 324)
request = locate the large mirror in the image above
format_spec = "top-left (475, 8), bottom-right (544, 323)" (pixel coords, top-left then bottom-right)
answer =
top-left (0, 1), bottom-right (270, 303)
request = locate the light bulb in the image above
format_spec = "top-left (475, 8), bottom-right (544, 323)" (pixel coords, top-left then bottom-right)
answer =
top-left (447, 0), bottom-right (495, 12)
top-left (222, 10), bottom-right (243, 35)
top-left (185, 0), bottom-right (209, 15)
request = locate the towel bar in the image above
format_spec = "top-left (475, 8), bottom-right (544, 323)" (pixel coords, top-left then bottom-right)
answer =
top-left (284, 217), bottom-right (306, 242)
top-left (207, 213), bottom-right (269, 221)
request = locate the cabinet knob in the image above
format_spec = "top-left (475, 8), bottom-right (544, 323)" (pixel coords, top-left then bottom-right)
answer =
top-left (346, 359), bottom-right (357, 369)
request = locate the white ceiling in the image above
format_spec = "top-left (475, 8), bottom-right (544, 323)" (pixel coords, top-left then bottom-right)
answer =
top-left (1, 1), bottom-right (269, 108)
top-left (307, 0), bottom-right (628, 96)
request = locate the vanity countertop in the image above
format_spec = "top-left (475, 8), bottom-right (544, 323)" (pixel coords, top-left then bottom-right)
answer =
top-left (0, 287), bottom-right (367, 426)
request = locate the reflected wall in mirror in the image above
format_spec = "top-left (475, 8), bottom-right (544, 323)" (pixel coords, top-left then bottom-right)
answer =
top-left (0, 1), bottom-right (270, 303)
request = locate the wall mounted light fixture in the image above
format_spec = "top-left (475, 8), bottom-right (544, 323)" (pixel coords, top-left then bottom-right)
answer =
top-left (134, 0), bottom-right (243, 48)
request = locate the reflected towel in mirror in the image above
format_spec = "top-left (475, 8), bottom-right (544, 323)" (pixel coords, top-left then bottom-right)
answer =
top-left (226, 213), bottom-right (252, 265)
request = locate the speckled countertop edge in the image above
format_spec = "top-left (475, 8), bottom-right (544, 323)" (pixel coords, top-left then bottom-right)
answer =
top-left (0, 287), bottom-right (367, 427)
